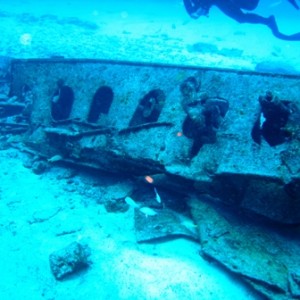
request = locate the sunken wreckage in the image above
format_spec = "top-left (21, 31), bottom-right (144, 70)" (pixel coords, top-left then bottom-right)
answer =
top-left (2, 58), bottom-right (300, 299)
top-left (6, 58), bottom-right (300, 224)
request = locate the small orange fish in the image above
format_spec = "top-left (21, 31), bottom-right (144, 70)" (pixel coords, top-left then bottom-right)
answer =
top-left (145, 175), bottom-right (154, 184)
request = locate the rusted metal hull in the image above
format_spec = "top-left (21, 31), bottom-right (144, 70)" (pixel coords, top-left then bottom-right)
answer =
top-left (9, 59), bottom-right (300, 224)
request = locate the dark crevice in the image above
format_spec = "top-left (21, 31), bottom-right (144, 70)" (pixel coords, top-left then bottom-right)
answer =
top-left (87, 86), bottom-right (113, 123)
top-left (51, 80), bottom-right (74, 121)
top-left (129, 89), bottom-right (166, 127)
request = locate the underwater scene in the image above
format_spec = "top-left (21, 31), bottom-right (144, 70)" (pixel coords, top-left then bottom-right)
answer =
top-left (1, 1), bottom-right (300, 300)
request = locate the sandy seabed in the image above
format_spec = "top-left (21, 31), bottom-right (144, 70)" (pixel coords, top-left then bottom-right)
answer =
top-left (0, 148), bottom-right (258, 299)
top-left (1, 0), bottom-right (300, 72)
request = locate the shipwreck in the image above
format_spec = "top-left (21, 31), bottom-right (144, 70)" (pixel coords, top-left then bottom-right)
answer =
top-left (1, 57), bottom-right (300, 299)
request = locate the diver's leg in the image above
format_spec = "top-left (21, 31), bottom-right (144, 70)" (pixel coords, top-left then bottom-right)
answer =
top-left (235, 12), bottom-right (272, 24)
top-left (288, 0), bottom-right (300, 10)
top-left (267, 15), bottom-right (300, 41)
top-left (232, 0), bottom-right (260, 11)
top-left (216, 0), bottom-right (300, 41)
top-left (215, 1), bottom-right (271, 24)
top-left (235, 13), bottom-right (300, 41)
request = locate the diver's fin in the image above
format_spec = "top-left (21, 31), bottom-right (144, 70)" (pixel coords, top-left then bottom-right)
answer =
top-left (268, 15), bottom-right (300, 41)
top-left (287, 0), bottom-right (300, 10)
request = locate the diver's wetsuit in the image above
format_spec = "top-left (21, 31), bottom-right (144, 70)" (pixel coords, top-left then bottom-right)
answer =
top-left (183, 0), bottom-right (300, 41)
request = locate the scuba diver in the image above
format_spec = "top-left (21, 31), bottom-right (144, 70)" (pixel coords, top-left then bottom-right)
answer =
top-left (183, 0), bottom-right (300, 41)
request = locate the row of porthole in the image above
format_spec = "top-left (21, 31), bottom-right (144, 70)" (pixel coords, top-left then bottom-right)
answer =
top-left (50, 76), bottom-right (294, 158)
top-left (51, 80), bottom-right (166, 126)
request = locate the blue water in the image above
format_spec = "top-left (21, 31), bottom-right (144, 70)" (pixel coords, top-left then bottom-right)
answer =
top-left (1, 0), bottom-right (300, 72)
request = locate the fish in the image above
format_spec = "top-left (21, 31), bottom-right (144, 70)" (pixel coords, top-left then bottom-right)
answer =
top-left (124, 196), bottom-right (140, 208)
top-left (125, 196), bottom-right (158, 217)
top-left (144, 175), bottom-right (154, 184)
top-left (48, 154), bottom-right (63, 163)
top-left (154, 187), bottom-right (161, 204)
top-left (174, 212), bottom-right (198, 235)
top-left (139, 207), bottom-right (157, 217)
top-left (181, 219), bottom-right (198, 230)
